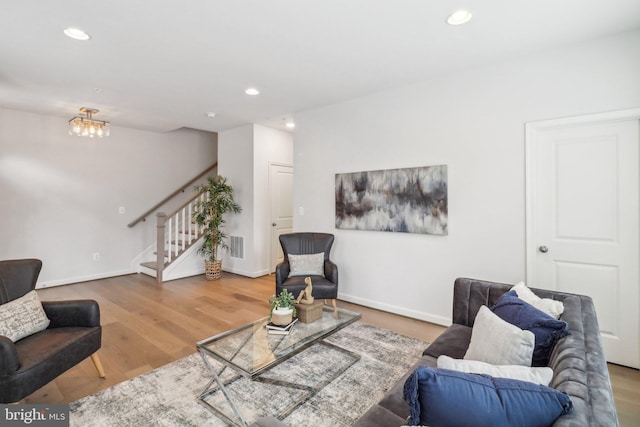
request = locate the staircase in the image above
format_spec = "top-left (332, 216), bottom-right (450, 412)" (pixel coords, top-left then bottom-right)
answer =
top-left (139, 192), bottom-right (208, 283)
top-left (129, 163), bottom-right (217, 284)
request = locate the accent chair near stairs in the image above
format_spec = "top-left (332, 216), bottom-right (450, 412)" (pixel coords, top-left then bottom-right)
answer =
top-left (275, 233), bottom-right (339, 309)
top-left (0, 258), bottom-right (105, 403)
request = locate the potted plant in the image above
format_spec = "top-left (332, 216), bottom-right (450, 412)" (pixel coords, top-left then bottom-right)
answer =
top-left (193, 175), bottom-right (242, 280)
top-left (269, 289), bottom-right (297, 325)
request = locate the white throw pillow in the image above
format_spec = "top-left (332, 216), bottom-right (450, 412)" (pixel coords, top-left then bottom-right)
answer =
top-left (511, 282), bottom-right (564, 319)
top-left (0, 290), bottom-right (50, 342)
top-left (288, 252), bottom-right (325, 277)
top-left (464, 305), bottom-right (535, 366)
top-left (437, 355), bottom-right (554, 386)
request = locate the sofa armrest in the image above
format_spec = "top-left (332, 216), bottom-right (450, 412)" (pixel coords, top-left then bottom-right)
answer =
top-left (42, 300), bottom-right (100, 328)
top-left (0, 335), bottom-right (19, 375)
top-left (452, 278), bottom-right (512, 327)
top-left (275, 262), bottom-right (290, 287)
top-left (324, 260), bottom-right (338, 285)
top-left (548, 294), bottom-right (618, 426)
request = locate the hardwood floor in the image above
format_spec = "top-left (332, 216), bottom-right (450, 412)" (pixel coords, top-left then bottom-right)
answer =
top-left (31, 272), bottom-right (640, 426)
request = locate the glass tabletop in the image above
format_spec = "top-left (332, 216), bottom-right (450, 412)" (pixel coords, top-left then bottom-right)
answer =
top-left (197, 306), bottom-right (361, 378)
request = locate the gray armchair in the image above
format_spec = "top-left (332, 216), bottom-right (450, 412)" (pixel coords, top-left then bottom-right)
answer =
top-left (275, 233), bottom-right (338, 308)
top-left (0, 259), bottom-right (104, 403)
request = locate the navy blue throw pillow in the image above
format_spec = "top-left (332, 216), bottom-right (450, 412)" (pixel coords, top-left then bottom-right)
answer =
top-left (492, 290), bottom-right (570, 366)
top-left (403, 367), bottom-right (573, 427)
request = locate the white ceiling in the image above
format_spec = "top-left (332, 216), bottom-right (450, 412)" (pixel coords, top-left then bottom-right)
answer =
top-left (1, 1), bottom-right (639, 134)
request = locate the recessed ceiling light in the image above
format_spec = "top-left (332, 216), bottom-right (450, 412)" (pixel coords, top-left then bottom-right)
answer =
top-left (63, 27), bottom-right (91, 41)
top-left (285, 122), bottom-right (296, 129)
top-left (245, 87), bottom-right (260, 96)
top-left (206, 112), bottom-right (216, 118)
top-left (447, 10), bottom-right (473, 26)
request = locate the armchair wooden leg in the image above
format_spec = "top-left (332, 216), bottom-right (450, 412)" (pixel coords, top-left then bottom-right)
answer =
top-left (91, 353), bottom-right (106, 378)
top-left (323, 299), bottom-right (338, 317)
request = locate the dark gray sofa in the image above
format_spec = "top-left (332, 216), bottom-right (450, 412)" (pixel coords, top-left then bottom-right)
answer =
top-left (354, 277), bottom-right (618, 427)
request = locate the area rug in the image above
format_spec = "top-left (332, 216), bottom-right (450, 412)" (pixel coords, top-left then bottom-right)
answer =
top-left (70, 323), bottom-right (428, 426)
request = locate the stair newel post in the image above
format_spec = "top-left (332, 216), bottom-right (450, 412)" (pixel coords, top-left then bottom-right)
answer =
top-left (156, 212), bottom-right (167, 284)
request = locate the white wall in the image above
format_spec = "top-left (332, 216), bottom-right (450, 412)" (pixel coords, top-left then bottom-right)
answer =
top-left (292, 29), bottom-right (640, 325)
top-left (218, 125), bottom-right (255, 276)
top-left (219, 124), bottom-right (293, 277)
top-left (0, 108), bottom-right (217, 287)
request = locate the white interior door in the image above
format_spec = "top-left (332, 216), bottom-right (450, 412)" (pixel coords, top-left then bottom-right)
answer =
top-left (526, 112), bottom-right (640, 368)
top-left (270, 164), bottom-right (293, 272)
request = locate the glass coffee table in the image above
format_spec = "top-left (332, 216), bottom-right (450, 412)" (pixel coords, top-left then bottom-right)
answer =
top-left (196, 305), bottom-right (361, 426)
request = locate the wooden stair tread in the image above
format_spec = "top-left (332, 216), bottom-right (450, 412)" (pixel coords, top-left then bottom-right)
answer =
top-left (140, 261), bottom-right (162, 270)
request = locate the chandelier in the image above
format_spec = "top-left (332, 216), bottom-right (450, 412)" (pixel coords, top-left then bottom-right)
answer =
top-left (68, 107), bottom-right (110, 138)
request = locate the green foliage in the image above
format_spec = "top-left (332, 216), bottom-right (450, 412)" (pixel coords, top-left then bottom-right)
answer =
top-left (193, 175), bottom-right (242, 262)
top-left (268, 289), bottom-right (297, 317)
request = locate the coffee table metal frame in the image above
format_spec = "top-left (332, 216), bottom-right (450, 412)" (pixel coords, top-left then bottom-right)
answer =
top-left (196, 306), bottom-right (361, 426)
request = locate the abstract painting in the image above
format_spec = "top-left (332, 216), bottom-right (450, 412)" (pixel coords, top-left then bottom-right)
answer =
top-left (335, 165), bottom-right (448, 235)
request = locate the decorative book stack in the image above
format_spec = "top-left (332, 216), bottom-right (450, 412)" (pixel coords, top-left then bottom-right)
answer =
top-left (266, 318), bottom-right (298, 335)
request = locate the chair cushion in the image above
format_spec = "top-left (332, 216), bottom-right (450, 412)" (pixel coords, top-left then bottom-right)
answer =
top-left (288, 252), bottom-right (325, 277)
top-left (0, 290), bottom-right (50, 342)
top-left (278, 276), bottom-right (337, 300)
top-left (463, 305), bottom-right (535, 366)
top-left (1, 326), bottom-right (101, 403)
top-left (492, 291), bottom-right (570, 367)
top-left (403, 366), bottom-right (573, 427)
top-left (423, 324), bottom-right (472, 359)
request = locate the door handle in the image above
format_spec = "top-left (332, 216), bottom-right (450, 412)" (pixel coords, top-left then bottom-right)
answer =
top-left (272, 222), bottom-right (277, 227)
top-left (538, 245), bottom-right (549, 253)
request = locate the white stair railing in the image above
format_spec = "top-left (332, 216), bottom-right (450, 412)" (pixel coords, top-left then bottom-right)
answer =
top-left (155, 192), bottom-right (207, 283)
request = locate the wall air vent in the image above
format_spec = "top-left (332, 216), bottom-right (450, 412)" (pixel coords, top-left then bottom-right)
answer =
top-left (230, 236), bottom-right (244, 259)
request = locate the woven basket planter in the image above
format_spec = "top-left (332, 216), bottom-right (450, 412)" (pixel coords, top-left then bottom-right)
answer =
top-left (205, 260), bottom-right (222, 280)
top-left (271, 307), bottom-right (293, 326)
top-left (294, 301), bottom-right (323, 323)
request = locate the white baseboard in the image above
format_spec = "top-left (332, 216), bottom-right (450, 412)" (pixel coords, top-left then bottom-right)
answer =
top-left (139, 265), bottom-right (158, 278)
top-left (36, 268), bottom-right (136, 289)
top-left (338, 292), bottom-right (452, 327)
top-left (222, 266), bottom-right (270, 279)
